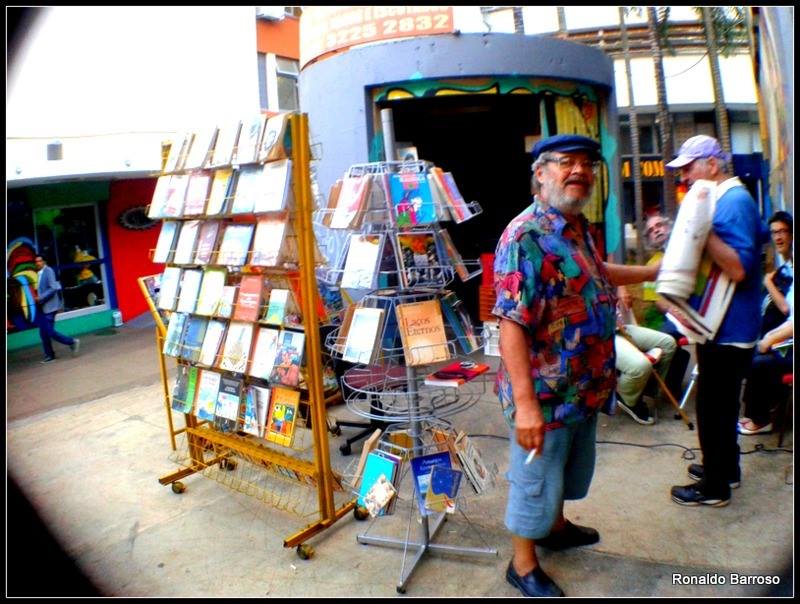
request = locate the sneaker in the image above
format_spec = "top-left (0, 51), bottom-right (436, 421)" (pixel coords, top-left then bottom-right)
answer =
top-left (617, 399), bottom-right (654, 425)
top-left (70, 338), bottom-right (81, 356)
top-left (687, 464), bottom-right (740, 489)
top-left (738, 421), bottom-right (772, 435)
top-left (644, 347), bottom-right (663, 364)
top-left (41, 356), bottom-right (56, 364)
top-left (671, 482), bottom-right (730, 507)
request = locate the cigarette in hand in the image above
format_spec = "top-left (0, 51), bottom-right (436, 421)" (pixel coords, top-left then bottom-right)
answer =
top-left (525, 448), bottom-right (538, 465)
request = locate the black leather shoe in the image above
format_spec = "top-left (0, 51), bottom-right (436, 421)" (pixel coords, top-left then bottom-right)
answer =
top-left (536, 521), bottom-right (599, 551)
top-left (506, 561), bottom-right (565, 597)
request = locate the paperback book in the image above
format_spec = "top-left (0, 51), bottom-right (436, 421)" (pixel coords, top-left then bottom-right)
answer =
top-left (248, 326), bottom-right (281, 381)
top-left (215, 285), bottom-right (238, 319)
top-left (262, 288), bottom-right (290, 325)
top-left (217, 223), bottom-right (254, 266)
top-left (219, 321), bottom-right (255, 374)
top-left (175, 268), bottom-right (203, 314)
top-left (232, 274), bottom-right (264, 323)
top-left (258, 112), bottom-right (290, 162)
top-left (395, 231), bottom-right (446, 288)
top-left (179, 315), bottom-right (209, 363)
top-left (183, 126), bottom-right (218, 171)
top-left (193, 221), bottom-right (221, 265)
top-left (152, 220), bottom-right (180, 264)
top-left (198, 319), bottom-right (227, 367)
top-left (215, 375), bottom-right (243, 422)
top-left (342, 307), bottom-right (384, 364)
top-left (251, 215), bottom-right (289, 266)
top-left (435, 228), bottom-right (471, 282)
top-left (182, 171), bottom-right (212, 216)
top-left (229, 164), bottom-right (262, 214)
top-left (194, 268), bottom-right (227, 316)
top-left (440, 291), bottom-right (479, 354)
top-left (162, 312), bottom-right (188, 357)
top-left (171, 364), bottom-right (198, 414)
top-left (410, 450), bottom-right (452, 516)
top-left (148, 175), bottom-right (173, 218)
top-left (242, 384), bottom-right (271, 437)
top-left (395, 299), bottom-right (450, 366)
top-left (388, 171), bottom-right (437, 227)
top-left (172, 219), bottom-right (201, 265)
top-left (329, 174), bottom-right (371, 229)
top-left (425, 465), bottom-right (462, 514)
top-left (264, 385), bottom-right (300, 447)
top-left (236, 113), bottom-right (267, 165)
top-left (357, 449), bottom-right (400, 515)
top-left (211, 120), bottom-right (241, 167)
top-left (157, 267), bottom-right (183, 311)
top-left (269, 329), bottom-right (305, 388)
top-left (205, 168), bottom-right (235, 216)
top-left (162, 174), bottom-right (190, 218)
top-left (194, 369), bottom-right (222, 422)
top-left (254, 159), bottom-right (293, 213)
top-left (424, 360), bottom-right (490, 388)
top-left (340, 233), bottom-right (384, 290)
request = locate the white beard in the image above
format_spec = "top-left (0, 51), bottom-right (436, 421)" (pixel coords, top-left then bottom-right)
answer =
top-left (543, 178), bottom-right (591, 215)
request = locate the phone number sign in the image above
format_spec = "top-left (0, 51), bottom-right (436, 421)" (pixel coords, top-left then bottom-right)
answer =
top-left (300, 6), bottom-right (454, 68)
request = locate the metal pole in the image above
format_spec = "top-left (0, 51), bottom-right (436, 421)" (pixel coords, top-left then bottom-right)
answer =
top-left (380, 108), bottom-right (397, 162)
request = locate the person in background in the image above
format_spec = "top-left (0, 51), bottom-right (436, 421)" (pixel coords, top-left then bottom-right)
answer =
top-left (664, 135), bottom-right (762, 508)
top-left (35, 254), bottom-right (80, 363)
top-left (758, 211), bottom-right (793, 336)
top-left (493, 134), bottom-right (658, 597)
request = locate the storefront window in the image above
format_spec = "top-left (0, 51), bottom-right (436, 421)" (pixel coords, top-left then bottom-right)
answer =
top-left (34, 205), bottom-right (108, 312)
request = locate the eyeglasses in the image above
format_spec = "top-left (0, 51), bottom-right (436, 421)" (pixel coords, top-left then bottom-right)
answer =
top-left (770, 228), bottom-right (790, 236)
top-left (544, 156), bottom-right (601, 172)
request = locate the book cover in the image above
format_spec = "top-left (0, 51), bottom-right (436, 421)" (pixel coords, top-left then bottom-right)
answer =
top-left (205, 168), bottom-right (235, 216)
top-left (342, 307), bottom-right (384, 364)
top-left (425, 465), bottom-right (462, 514)
top-left (211, 120), bottom-right (242, 167)
top-left (357, 450), bottom-right (399, 512)
top-left (251, 215), bottom-right (288, 267)
top-left (363, 475), bottom-right (398, 518)
top-left (182, 171), bottom-right (212, 216)
top-left (263, 288), bottom-right (290, 325)
top-left (395, 299), bottom-right (450, 366)
top-left (215, 285), bottom-right (238, 319)
top-left (438, 169), bottom-right (473, 223)
top-left (424, 360), bottom-right (490, 388)
top-left (183, 126), bottom-right (218, 171)
top-left (148, 175), bottom-right (173, 218)
top-left (248, 326), bottom-right (281, 380)
top-left (194, 268), bottom-right (226, 316)
top-left (162, 311), bottom-right (188, 357)
top-left (179, 315), bottom-right (209, 363)
top-left (454, 431), bottom-right (497, 494)
top-left (175, 268), bottom-right (203, 314)
top-left (194, 368), bottom-right (221, 422)
top-left (395, 232), bottom-right (446, 288)
top-left (388, 172), bottom-right (437, 227)
top-left (152, 220), bottom-right (179, 264)
top-left (215, 374), bottom-right (243, 422)
top-left (264, 385), bottom-right (300, 447)
top-left (172, 219), bottom-right (202, 265)
top-left (321, 178), bottom-right (343, 227)
top-left (164, 132), bottom-right (192, 173)
top-left (192, 221), bottom-right (221, 266)
top-left (217, 223), bottom-right (254, 266)
top-left (171, 364), bottom-right (198, 414)
top-left (269, 329), bottom-right (305, 388)
top-left (236, 113), bottom-right (267, 165)
top-left (162, 174), bottom-right (190, 218)
top-left (329, 174), bottom-right (370, 229)
top-left (441, 291), bottom-right (479, 354)
top-left (242, 384), bottom-right (271, 437)
top-left (258, 112), bottom-right (290, 162)
top-left (157, 266), bottom-right (183, 310)
top-left (351, 428), bottom-right (383, 489)
top-left (427, 172), bottom-right (451, 221)
top-left (229, 164), bottom-right (261, 215)
top-left (429, 167), bottom-right (463, 222)
top-left (340, 233), bottom-right (384, 290)
top-left (219, 321), bottom-right (255, 374)
top-left (254, 158), bottom-right (293, 213)
top-left (410, 450), bottom-right (452, 515)
top-left (435, 228), bottom-right (470, 282)
top-left (232, 274), bottom-right (264, 323)
top-left (198, 319), bottom-right (227, 367)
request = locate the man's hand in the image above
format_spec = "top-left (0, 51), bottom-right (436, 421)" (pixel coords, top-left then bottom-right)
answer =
top-left (514, 404), bottom-right (545, 453)
top-left (757, 339), bottom-right (771, 354)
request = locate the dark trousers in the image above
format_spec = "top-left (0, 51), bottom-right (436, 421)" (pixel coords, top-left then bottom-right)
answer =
top-left (38, 310), bottom-right (75, 359)
top-left (695, 342), bottom-right (754, 496)
top-left (743, 349), bottom-right (793, 425)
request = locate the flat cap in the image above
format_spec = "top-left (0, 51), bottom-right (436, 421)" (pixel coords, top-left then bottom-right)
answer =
top-left (532, 134), bottom-right (601, 161)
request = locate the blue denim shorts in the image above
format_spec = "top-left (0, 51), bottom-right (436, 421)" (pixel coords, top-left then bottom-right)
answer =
top-left (504, 414), bottom-right (597, 539)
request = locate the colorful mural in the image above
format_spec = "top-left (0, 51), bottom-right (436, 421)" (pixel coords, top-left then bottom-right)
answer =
top-left (7, 237), bottom-right (39, 331)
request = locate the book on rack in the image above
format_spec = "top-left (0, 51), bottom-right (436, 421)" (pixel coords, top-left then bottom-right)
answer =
top-left (242, 384), bottom-right (271, 437)
top-left (258, 112), bottom-right (290, 162)
top-left (357, 449), bottom-right (400, 515)
top-left (340, 233), bottom-right (384, 290)
top-left (388, 171), bottom-right (437, 227)
top-left (215, 374), bottom-right (243, 424)
top-left (217, 223), bottom-right (254, 266)
top-left (269, 329), bottom-right (305, 388)
top-left (172, 219), bottom-right (201, 265)
top-left (454, 431), bottom-right (497, 494)
top-left (194, 368), bottom-right (221, 422)
top-left (395, 299), bottom-right (450, 366)
top-left (435, 228), bottom-right (470, 282)
top-left (211, 120), bottom-right (241, 167)
top-left (229, 164), bottom-right (261, 215)
top-left (363, 475), bottom-right (397, 518)
top-left (162, 174), bottom-right (190, 218)
top-left (236, 113), bottom-right (267, 165)
top-left (205, 168), bottom-right (235, 216)
top-left (175, 268), bottom-right (203, 314)
top-left (430, 427), bottom-right (460, 467)
top-left (182, 171), bottom-right (212, 216)
top-left (198, 318), bottom-right (227, 367)
top-left (152, 220), bottom-right (180, 264)
top-left (218, 320), bottom-right (255, 374)
top-left (162, 312), bottom-right (188, 357)
top-left (157, 266), bottom-right (183, 310)
top-left (164, 132), bottom-right (192, 173)
top-left (232, 274), bottom-right (264, 323)
top-left (331, 303), bottom-right (357, 354)
top-left (328, 174), bottom-right (371, 229)
top-left (427, 172), bottom-right (451, 222)
top-left (179, 315), bottom-right (209, 363)
top-left (251, 214), bottom-right (289, 267)
top-left (440, 291), bottom-right (479, 354)
top-left (342, 307), bottom-right (385, 365)
top-left (424, 359), bottom-right (490, 388)
top-left (410, 450), bottom-right (452, 516)
top-left (194, 267), bottom-right (226, 316)
top-left (215, 285), bottom-right (238, 319)
top-left (183, 126), bottom-right (218, 171)
top-left (430, 167), bottom-right (473, 223)
top-left (425, 465), bottom-right (462, 514)
top-left (248, 326), bottom-right (281, 380)
top-left (262, 288), bottom-right (290, 325)
top-left (148, 175), bottom-right (172, 218)
top-left (321, 178), bottom-right (343, 227)
top-left (192, 220), bottom-right (221, 266)
top-left (255, 158), bottom-right (293, 213)
top-left (264, 385), bottom-right (300, 447)
top-left (395, 231), bottom-right (447, 288)
top-left (351, 428), bottom-right (383, 489)
top-left (171, 364), bottom-right (199, 414)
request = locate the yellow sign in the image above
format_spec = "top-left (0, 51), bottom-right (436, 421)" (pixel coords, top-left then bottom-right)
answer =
top-left (300, 6), bottom-right (454, 68)
top-left (621, 159), bottom-right (665, 179)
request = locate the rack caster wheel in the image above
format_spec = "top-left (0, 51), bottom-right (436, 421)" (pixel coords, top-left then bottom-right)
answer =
top-left (396, 586), bottom-right (406, 594)
top-left (339, 442), bottom-right (352, 456)
top-left (220, 459), bottom-right (237, 471)
top-left (296, 544), bottom-right (314, 560)
top-left (354, 505), bottom-right (369, 521)
top-left (331, 424), bottom-right (342, 437)
top-left (171, 481), bottom-right (186, 494)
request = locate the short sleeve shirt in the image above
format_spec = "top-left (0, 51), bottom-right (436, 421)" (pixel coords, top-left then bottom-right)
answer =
top-left (492, 200), bottom-right (617, 430)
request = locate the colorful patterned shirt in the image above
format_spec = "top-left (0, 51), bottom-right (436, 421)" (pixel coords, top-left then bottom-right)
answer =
top-left (492, 200), bottom-right (617, 430)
